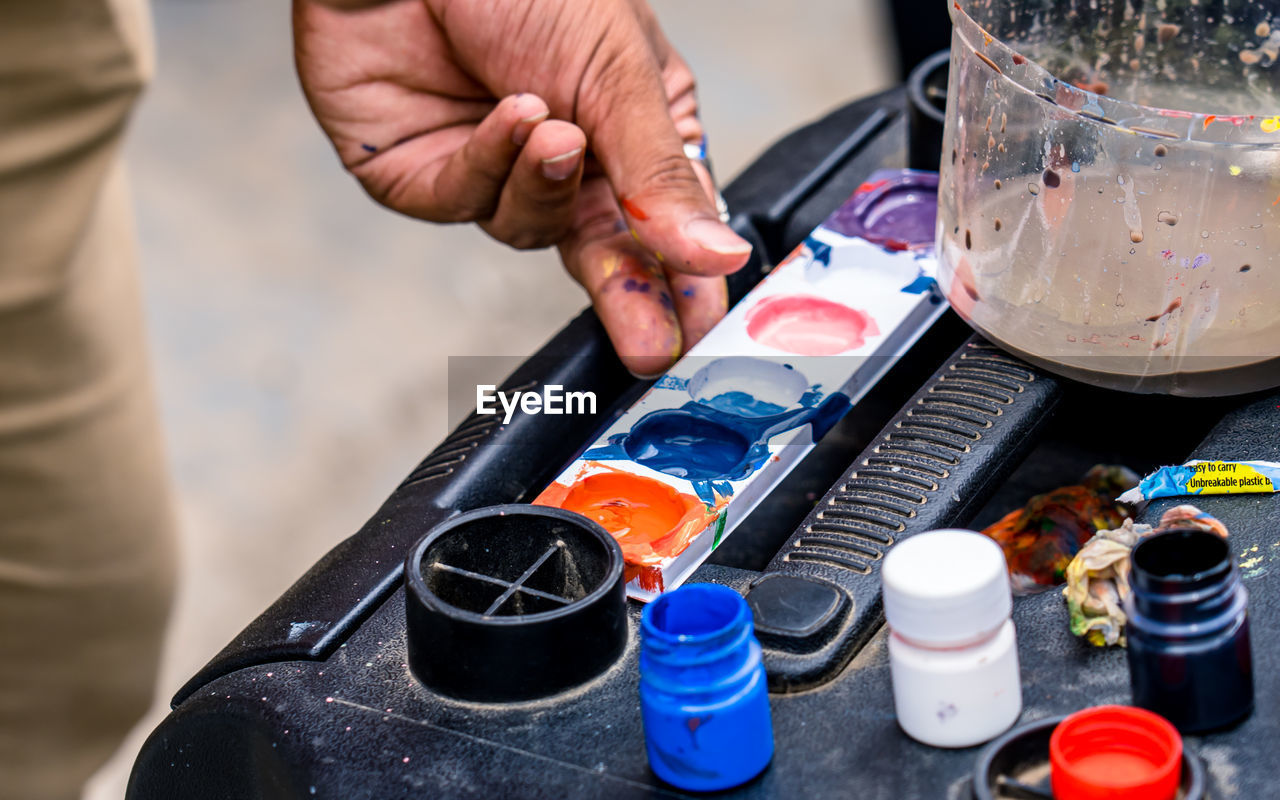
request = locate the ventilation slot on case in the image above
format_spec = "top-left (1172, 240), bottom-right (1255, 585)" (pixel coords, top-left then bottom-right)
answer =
top-left (781, 341), bottom-right (1042, 577)
top-left (399, 381), bottom-right (536, 488)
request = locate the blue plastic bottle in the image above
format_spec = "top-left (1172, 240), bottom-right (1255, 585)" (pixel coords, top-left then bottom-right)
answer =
top-left (639, 583), bottom-right (774, 791)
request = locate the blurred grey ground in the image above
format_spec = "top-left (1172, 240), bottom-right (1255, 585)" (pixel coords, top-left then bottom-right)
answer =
top-left (85, 2), bottom-right (893, 797)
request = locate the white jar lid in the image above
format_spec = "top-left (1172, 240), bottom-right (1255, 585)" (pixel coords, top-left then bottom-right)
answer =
top-left (881, 529), bottom-right (1012, 646)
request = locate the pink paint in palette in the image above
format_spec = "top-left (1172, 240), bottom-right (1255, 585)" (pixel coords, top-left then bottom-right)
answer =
top-left (536, 170), bottom-right (947, 600)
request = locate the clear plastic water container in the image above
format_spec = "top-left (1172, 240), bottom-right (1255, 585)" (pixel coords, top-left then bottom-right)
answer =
top-left (940, 1), bottom-right (1280, 395)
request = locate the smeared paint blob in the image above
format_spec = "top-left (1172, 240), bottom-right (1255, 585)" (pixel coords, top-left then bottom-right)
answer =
top-left (1229, 165), bottom-right (1243, 176)
top-left (600, 255), bottom-right (621, 280)
top-left (623, 278), bottom-right (651, 293)
top-left (744, 295), bottom-right (879, 356)
top-left (945, 255), bottom-right (982, 317)
top-left (975, 52), bottom-right (1002, 73)
top-left (680, 287), bottom-right (695, 298)
top-left (361, 143), bottom-right (377, 153)
top-left (1073, 80), bottom-right (1108, 95)
top-left (1192, 253), bottom-right (1210, 269)
top-left (1042, 169), bottom-right (1061, 188)
top-left (1145, 297), bottom-right (1183, 322)
top-left (1262, 117), bottom-right (1280, 134)
top-left (535, 465), bottom-right (720, 569)
top-left (620, 197), bottom-right (650, 220)
top-left (1204, 115), bottom-right (1217, 129)
top-left (1162, 249), bottom-right (1176, 260)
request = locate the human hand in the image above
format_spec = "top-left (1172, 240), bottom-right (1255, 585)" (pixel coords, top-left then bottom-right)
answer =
top-left (294, 0), bottom-right (753, 375)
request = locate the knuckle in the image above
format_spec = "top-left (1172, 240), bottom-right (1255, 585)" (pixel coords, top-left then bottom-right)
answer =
top-left (634, 150), bottom-right (700, 195)
top-left (577, 30), bottom-right (654, 116)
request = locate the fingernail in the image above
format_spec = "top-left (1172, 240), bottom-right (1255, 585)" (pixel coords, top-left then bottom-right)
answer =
top-left (512, 111), bottom-right (548, 146)
top-left (541, 147), bottom-right (583, 181)
top-left (683, 218), bottom-right (753, 256)
top-left (627, 365), bottom-right (671, 380)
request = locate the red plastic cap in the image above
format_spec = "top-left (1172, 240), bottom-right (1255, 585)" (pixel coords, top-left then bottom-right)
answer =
top-left (1050, 705), bottom-right (1182, 800)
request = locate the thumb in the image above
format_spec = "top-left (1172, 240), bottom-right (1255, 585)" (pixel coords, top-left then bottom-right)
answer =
top-left (573, 19), bottom-right (751, 276)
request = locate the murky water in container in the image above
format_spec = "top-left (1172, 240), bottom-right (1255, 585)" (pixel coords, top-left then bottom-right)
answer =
top-left (940, 1), bottom-right (1280, 395)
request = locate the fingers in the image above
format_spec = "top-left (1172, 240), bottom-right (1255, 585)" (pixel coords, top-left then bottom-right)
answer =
top-left (570, 13), bottom-right (752, 278)
top-left (350, 93), bottom-right (549, 222)
top-left (561, 180), bottom-right (682, 377)
top-left (570, 237), bottom-right (683, 377)
top-left (480, 120), bottom-right (587, 250)
top-left (666, 271), bottom-right (728, 351)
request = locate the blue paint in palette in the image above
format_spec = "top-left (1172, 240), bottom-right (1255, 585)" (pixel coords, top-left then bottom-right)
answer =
top-left (804, 236), bottom-right (833, 266)
top-left (621, 410), bottom-right (754, 482)
top-left (583, 393), bottom-right (851, 506)
top-left (703, 391), bottom-right (786, 418)
top-left (899, 274), bottom-right (938, 295)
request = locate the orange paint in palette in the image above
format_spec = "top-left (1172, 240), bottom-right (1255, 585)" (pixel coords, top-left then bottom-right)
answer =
top-left (535, 464), bottom-right (724, 594)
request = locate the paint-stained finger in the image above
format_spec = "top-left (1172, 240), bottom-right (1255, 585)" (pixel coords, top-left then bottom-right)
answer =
top-left (666, 271), bottom-right (728, 353)
top-left (480, 120), bottom-right (587, 250)
top-left (559, 178), bottom-right (683, 376)
top-left (569, 18), bottom-right (751, 278)
top-left (573, 238), bottom-right (682, 378)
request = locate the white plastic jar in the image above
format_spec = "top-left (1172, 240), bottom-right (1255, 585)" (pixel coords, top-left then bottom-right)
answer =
top-left (881, 529), bottom-right (1022, 748)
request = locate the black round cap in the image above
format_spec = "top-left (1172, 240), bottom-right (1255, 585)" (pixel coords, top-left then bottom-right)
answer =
top-left (404, 504), bottom-right (627, 702)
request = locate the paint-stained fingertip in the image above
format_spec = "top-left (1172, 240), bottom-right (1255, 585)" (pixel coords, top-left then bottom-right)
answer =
top-left (621, 356), bottom-right (678, 380)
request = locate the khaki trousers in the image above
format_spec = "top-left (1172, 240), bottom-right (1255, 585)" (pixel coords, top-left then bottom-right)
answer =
top-left (0, 2), bottom-right (176, 798)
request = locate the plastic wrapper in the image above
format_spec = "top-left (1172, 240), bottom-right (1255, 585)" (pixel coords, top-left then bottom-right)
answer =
top-left (1063, 505), bottom-right (1228, 647)
top-left (1117, 460), bottom-right (1280, 504)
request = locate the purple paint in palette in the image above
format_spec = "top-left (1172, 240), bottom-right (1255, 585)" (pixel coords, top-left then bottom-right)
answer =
top-left (537, 170), bottom-right (949, 600)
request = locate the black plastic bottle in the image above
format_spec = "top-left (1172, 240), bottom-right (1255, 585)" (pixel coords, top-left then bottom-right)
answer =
top-left (1125, 528), bottom-right (1254, 733)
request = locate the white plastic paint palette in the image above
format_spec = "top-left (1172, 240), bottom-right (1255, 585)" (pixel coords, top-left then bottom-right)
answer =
top-left (535, 170), bottom-right (948, 600)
